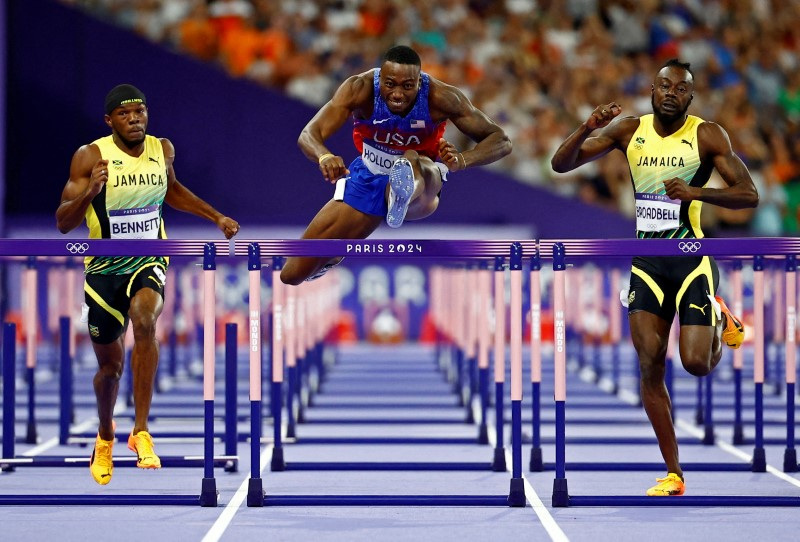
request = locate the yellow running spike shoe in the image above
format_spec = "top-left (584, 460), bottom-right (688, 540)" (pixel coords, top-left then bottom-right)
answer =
top-left (89, 433), bottom-right (114, 485)
top-left (646, 473), bottom-right (685, 496)
top-left (127, 430), bottom-right (161, 469)
top-left (716, 295), bottom-right (744, 349)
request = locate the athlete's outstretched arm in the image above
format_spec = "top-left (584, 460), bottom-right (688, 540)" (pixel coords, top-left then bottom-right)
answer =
top-left (550, 103), bottom-right (627, 173)
top-left (56, 144), bottom-right (108, 233)
top-left (161, 139), bottom-right (239, 239)
top-left (663, 122), bottom-right (759, 210)
top-left (297, 73), bottom-right (372, 184)
top-left (431, 81), bottom-right (511, 170)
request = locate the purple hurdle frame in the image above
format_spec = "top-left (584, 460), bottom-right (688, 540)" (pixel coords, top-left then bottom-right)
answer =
top-left (539, 238), bottom-right (800, 507)
top-left (240, 239), bottom-right (534, 507)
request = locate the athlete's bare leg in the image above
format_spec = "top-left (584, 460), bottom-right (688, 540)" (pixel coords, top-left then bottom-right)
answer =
top-left (128, 287), bottom-right (163, 435)
top-left (392, 150), bottom-right (443, 221)
top-left (630, 311), bottom-right (682, 477)
top-left (93, 337), bottom-right (125, 441)
top-left (280, 200), bottom-right (382, 285)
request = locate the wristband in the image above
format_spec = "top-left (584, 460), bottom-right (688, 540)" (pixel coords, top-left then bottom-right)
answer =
top-left (318, 153), bottom-right (335, 165)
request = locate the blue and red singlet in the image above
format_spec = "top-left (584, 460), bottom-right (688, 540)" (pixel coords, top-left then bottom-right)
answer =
top-left (334, 69), bottom-right (447, 216)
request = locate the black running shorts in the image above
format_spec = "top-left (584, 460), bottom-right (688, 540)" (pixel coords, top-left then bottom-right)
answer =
top-left (627, 255), bottom-right (720, 326)
top-left (83, 263), bottom-right (167, 344)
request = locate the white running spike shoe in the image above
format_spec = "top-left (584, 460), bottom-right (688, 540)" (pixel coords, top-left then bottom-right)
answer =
top-left (386, 158), bottom-right (415, 229)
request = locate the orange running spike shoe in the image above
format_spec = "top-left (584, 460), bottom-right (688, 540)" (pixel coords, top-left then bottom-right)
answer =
top-left (127, 430), bottom-right (161, 469)
top-left (715, 295), bottom-right (744, 349)
top-left (646, 473), bottom-right (685, 496)
top-left (89, 433), bottom-right (114, 485)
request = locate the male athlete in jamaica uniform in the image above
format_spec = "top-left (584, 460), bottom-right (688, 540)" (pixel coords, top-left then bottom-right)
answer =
top-left (551, 59), bottom-right (758, 497)
top-left (279, 45), bottom-right (512, 285)
top-left (56, 84), bottom-right (239, 485)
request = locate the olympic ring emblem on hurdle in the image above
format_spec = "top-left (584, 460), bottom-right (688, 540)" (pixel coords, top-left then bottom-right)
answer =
top-left (677, 241), bottom-right (701, 253)
top-left (66, 242), bottom-right (90, 254)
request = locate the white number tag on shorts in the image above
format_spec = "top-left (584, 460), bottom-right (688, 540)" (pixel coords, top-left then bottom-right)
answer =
top-left (108, 204), bottom-right (161, 239)
top-left (635, 193), bottom-right (680, 232)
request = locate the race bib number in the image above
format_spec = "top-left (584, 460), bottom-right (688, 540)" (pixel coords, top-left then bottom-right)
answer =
top-left (108, 204), bottom-right (161, 239)
top-left (362, 142), bottom-right (401, 175)
top-left (635, 193), bottom-right (680, 232)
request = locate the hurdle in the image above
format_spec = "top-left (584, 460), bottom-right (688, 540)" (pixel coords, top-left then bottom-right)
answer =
top-left (243, 239), bottom-right (534, 507)
top-left (0, 239), bottom-right (229, 506)
top-left (540, 237), bottom-right (800, 507)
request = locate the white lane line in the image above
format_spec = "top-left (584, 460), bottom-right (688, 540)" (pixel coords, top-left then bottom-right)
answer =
top-left (675, 419), bottom-right (800, 489)
top-left (201, 444), bottom-right (273, 542)
top-left (489, 422), bottom-right (569, 542)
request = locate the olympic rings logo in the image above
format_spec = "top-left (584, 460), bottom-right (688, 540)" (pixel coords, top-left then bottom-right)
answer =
top-left (677, 241), bottom-right (701, 253)
top-left (66, 242), bottom-right (90, 254)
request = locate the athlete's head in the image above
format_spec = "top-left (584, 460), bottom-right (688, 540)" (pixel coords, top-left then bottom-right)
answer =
top-left (379, 45), bottom-right (422, 115)
top-left (651, 59), bottom-right (694, 124)
top-left (103, 84), bottom-right (148, 148)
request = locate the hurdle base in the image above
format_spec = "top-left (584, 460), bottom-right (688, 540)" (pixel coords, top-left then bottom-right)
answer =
top-left (529, 446), bottom-right (543, 472)
top-left (271, 447), bottom-right (286, 471)
top-left (491, 447), bottom-right (506, 472)
top-left (247, 478), bottom-right (265, 507)
top-left (199, 478), bottom-right (218, 507)
top-left (552, 477), bottom-right (569, 507)
top-left (507, 477), bottom-right (526, 507)
top-left (752, 448), bottom-right (767, 472)
top-left (784, 449), bottom-right (798, 472)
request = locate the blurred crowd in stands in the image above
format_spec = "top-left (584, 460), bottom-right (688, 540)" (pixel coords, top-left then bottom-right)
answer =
top-left (63, 0), bottom-right (800, 236)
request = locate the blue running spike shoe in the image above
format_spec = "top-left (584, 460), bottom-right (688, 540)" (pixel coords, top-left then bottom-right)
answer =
top-left (386, 158), bottom-right (415, 229)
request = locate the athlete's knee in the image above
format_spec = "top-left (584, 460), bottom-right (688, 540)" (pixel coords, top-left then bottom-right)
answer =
top-left (682, 356), bottom-right (712, 377)
top-left (638, 358), bottom-right (665, 387)
top-left (129, 308), bottom-right (158, 342)
top-left (97, 359), bottom-right (124, 381)
top-left (680, 343), bottom-right (714, 376)
top-left (280, 266), bottom-right (304, 286)
top-left (402, 149), bottom-right (421, 165)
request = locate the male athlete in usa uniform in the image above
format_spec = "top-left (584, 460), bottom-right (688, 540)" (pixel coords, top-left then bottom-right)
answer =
top-left (280, 45), bottom-right (512, 285)
top-left (551, 59), bottom-right (758, 497)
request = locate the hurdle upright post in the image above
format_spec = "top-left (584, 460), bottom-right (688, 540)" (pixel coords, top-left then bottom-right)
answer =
top-left (24, 256), bottom-right (37, 444)
top-left (477, 260), bottom-right (491, 444)
top-left (224, 322), bottom-right (238, 472)
top-left (2, 323), bottom-right (16, 471)
top-left (247, 243), bottom-right (266, 506)
top-left (199, 242), bottom-right (219, 506)
top-left (492, 256), bottom-right (506, 472)
top-left (752, 254), bottom-right (766, 472)
top-left (270, 256), bottom-right (286, 472)
top-left (507, 242), bottom-right (526, 507)
top-left (783, 254), bottom-right (797, 472)
top-left (551, 242), bottom-right (569, 507)
top-left (731, 259), bottom-right (745, 444)
top-left (529, 246), bottom-right (543, 471)
top-left (58, 316), bottom-right (72, 445)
